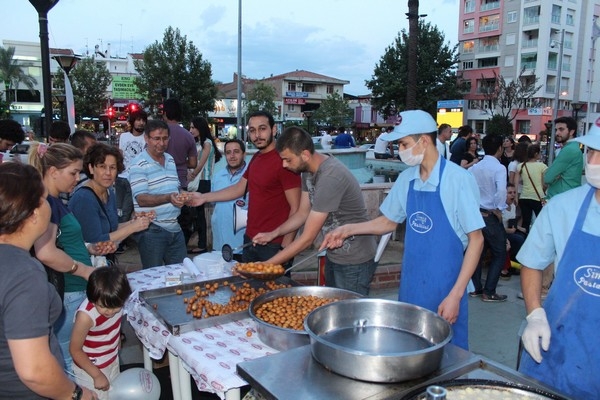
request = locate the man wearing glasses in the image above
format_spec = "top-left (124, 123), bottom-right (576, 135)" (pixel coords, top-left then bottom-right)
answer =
top-left (129, 119), bottom-right (188, 268)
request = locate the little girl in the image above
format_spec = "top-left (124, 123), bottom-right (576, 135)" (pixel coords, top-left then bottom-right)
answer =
top-left (70, 267), bottom-right (131, 399)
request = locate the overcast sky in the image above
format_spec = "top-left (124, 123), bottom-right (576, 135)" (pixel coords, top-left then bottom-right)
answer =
top-left (2, 0), bottom-right (459, 95)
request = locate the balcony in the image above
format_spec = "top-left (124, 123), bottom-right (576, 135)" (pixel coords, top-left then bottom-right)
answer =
top-left (523, 15), bottom-right (540, 25)
top-left (522, 38), bottom-right (538, 48)
top-left (464, 26), bottom-right (475, 34)
top-left (478, 44), bottom-right (500, 53)
top-left (480, 1), bottom-right (500, 11)
top-left (479, 22), bottom-right (499, 32)
top-left (548, 61), bottom-right (557, 70)
top-left (551, 14), bottom-right (561, 24)
top-left (522, 61), bottom-right (537, 69)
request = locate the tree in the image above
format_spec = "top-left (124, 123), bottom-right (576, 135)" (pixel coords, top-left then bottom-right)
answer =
top-left (134, 27), bottom-right (217, 121)
top-left (486, 114), bottom-right (514, 137)
top-left (479, 67), bottom-right (543, 122)
top-left (245, 81), bottom-right (278, 118)
top-left (55, 57), bottom-right (112, 119)
top-left (366, 21), bottom-right (461, 118)
top-left (0, 46), bottom-right (38, 106)
top-left (312, 92), bottom-right (353, 130)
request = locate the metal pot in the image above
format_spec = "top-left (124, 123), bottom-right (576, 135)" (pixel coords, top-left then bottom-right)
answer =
top-left (304, 298), bottom-right (452, 383)
top-left (249, 286), bottom-right (363, 351)
top-left (401, 379), bottom-right (568, 399)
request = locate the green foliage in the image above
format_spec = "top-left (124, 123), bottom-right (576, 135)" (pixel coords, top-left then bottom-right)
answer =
top-left (245, 81), bottom-right (278, 118)
top-left (60, 58), bottom-right (112, 118)
top-left (312, 92), bottom-right (353, 130)
top-left (366, 21), bottom-right (461, 117)
top-left (486, 114), bottom-right (514, 137)
top-left (0, 46), bottom-right (38, 104)
top-left (134, 27), bottom-right (217, 121)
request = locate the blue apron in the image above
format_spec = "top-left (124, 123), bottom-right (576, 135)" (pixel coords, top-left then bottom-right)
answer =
top-left (400, 158), bottom-right (468, 349)
top-left (519, 186), bottom-right (600, 399)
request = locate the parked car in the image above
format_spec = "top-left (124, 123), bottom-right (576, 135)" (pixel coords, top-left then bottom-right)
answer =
top-left (2, 141), bottom-right (31, 164)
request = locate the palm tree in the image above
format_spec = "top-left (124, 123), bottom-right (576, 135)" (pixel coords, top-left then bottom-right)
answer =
top-left (406, 0), bottom-right (419, 110)
top-left (0, 46), bottom-right (38, 104)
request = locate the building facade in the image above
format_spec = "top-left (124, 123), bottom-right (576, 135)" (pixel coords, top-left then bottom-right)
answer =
top-left (458, 0), bottom-right (600, 138)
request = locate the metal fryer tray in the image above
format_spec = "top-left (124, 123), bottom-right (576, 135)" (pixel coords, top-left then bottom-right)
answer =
top-left (139, 275), bottom-right (298, 335)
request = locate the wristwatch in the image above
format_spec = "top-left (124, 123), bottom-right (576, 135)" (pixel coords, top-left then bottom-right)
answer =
top-left (71, 383), bottom-right (83, 400)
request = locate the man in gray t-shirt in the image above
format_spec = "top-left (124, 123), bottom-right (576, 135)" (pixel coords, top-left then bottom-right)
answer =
top-left (253, 127), bottom-right (377, 295)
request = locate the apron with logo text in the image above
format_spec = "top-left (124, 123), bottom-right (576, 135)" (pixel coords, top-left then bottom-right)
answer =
top-left (401, 158), bottom-right (468, 349)
top-left (519, 186), bottom-right (600, 399)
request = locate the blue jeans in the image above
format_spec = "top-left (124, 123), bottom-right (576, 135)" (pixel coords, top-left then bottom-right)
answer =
top-left (137, 224), bottom-right (187, 268)
top-left (54, 290), bottom-right (86, 374)
top-left (472, 213), bottom-right (506, 296)
top-left (324, 256), bottom-right (377, 295)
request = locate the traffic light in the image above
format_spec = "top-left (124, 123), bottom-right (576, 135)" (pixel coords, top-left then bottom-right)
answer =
top-left (128, 103), bottom-right (139, 114)
top-left (107, 107), bottom-right (115, 119)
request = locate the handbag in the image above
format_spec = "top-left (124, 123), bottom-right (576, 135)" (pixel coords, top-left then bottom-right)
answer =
top-left (522, 163), bottom-right (547, 206)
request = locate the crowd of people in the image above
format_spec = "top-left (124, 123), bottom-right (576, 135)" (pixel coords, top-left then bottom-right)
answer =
top-left (1, 105), bottom-right (598, 398)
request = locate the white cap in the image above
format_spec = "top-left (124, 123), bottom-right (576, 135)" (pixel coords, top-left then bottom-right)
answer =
top-left (574, 116), bottom-right (600, 150)
top-left (383, 110), bottom-right (438, 141)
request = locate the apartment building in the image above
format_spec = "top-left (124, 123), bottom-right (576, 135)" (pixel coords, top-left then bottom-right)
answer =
top-left (458, 0), bottom-right (600, 138)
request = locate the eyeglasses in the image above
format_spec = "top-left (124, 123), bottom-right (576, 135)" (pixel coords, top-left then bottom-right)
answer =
top-left (148, 136), bottom-right (170, 142)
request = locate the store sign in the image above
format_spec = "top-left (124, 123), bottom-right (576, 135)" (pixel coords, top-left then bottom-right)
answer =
top-left (285, 91), bottom-right (308, 98)
top-left (112, 76), bottom-right (141, 100)
top-left (284, 98), bottom-right (306, 105)
top-left (9, 103), bottom-right (44, 112)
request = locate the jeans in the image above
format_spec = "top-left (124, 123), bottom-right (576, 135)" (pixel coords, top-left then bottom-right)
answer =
top-left (472, 213), bottom-right (506, 296)
top-left (54, 290), bottom-right (86, 374)
top-left (519, 198), bottom-right (543, 233)
top-left (507, 232), bottom-right (525, 261)
top-left (137, 224), bottom-right (187, 268)
top-left (178, 205), bottom-right (194, 247)
top-left (324, 256), bottom-right (378, 295)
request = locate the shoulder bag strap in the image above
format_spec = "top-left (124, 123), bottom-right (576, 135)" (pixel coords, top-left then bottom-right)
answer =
top-left (523, 163), bottom-right (544, 202)
top-left (80, 186), bottom-right (111, 221)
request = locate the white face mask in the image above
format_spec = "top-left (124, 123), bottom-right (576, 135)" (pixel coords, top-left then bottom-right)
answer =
top-left (399, 139), bottom-right (425, 166)
top-left (585, 161), bottom-right (600, 188)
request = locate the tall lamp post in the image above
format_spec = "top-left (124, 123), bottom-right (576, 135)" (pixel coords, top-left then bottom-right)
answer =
top-left (548, 28), bottom-right (565, 166)
top-left (52, 53), bottom-right (80, 132)
top-left (303, 110), bottom-right (314, 135)
top-left (29, 0), bottom-right (59, 142)
top-left (54, 93), bottom-right (66, 121)
top-left (571, 101), bottom-right (585, 136)
top-left (544, 121), bottom-right (553, 164)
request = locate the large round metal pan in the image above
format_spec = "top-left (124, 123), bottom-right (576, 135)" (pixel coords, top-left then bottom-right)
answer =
top-left (304, 298), bottom-right (452, 383)
top-left (249, 286), bottom-right (363, 351)
top-left (401, 379), bottom-right (568, 399)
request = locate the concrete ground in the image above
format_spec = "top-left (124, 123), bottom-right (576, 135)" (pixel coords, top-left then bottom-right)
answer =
top-left (118, 238), bottom-right (527, 373)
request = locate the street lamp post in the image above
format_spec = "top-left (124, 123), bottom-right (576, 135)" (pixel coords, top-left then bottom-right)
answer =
top-left (303, 110), bottom-right (314, 135)
top-left (29, 0), bottom-right (59, 142)
top-left (571, 101), bottom-right (585, 136)
top-left (544, 121), bottom-right (553, 164)
top-left (549, 28), bottom-right (565, 166)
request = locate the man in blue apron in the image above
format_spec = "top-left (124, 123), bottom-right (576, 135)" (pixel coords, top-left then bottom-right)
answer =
top-left (517, 118), bottom-right (600, 399)
top-left (321, 110), bottom-right (485, 350)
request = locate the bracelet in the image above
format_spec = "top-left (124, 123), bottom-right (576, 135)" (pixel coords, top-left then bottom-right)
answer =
top-left (71, 383), bottom-right (83, 400)
top-left (69, 261), bottom-right (79, 274)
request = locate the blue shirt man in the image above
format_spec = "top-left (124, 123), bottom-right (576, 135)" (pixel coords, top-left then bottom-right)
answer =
top-left (321, 110), bottom-right (484, 350)
top-left (333, 128), bottom-right (355, 148)
top-left (211, 140), bottom-right (248, 260)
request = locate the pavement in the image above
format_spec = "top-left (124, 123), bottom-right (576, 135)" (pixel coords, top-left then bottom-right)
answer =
top-left (117, 238), bottom-right (527, 398)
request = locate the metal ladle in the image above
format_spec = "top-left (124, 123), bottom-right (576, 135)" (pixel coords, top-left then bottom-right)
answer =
top-left (235, 248), bottom-right (323, 281)
top-left (221, 242), bottom-right (253, 262)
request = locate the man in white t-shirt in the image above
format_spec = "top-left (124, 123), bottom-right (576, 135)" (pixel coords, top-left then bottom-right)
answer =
top-left (320, 129), bottom-right (333, 150)
top-left (374, 126), bottom-right (396, 159)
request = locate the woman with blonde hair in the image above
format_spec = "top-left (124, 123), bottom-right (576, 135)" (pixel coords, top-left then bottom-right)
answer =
top-left (0, 162), bottom-right (96, 399)
top-left (29, 142), bottom-right (115, 374)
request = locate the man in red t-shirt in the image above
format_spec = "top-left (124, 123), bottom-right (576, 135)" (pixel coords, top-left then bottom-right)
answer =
top-left (189, 110), bottom-right (301, 262)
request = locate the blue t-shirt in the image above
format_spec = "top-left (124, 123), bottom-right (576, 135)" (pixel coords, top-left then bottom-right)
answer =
top-left (70, 185), bottom-right (119, 243)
